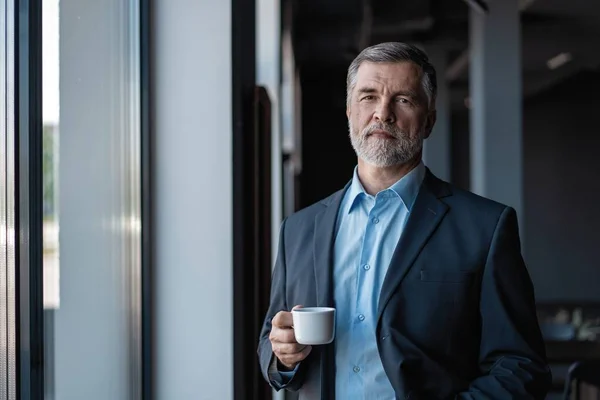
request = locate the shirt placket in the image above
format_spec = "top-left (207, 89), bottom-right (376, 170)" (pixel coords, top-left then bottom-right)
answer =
top-left (351, 196), bottom-right (379, 388)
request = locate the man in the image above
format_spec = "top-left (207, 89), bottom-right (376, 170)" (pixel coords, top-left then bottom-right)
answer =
top-left (257, 42), bottom-right (551, 399)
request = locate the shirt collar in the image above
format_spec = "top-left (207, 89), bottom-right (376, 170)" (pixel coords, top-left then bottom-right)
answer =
top-left (345, 162), bottom-right (426, 214)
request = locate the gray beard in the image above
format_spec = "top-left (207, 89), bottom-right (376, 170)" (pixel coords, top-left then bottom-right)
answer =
top-left (349, 121), bottom-right (424, 167)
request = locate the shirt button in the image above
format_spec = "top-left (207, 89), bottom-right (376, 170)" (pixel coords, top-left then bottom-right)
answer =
top-left (372, 217), bottom-right (379, 224)
top-left (358, 314), bottom-right (365, 321)
top-left (363, 264), bottom-right (370, 270)
top-left (353, 366), bottom-right (360, 373)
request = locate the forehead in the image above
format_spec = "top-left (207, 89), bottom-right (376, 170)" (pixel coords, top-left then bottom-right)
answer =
top-left (355, 61), bottom-right (424, 92)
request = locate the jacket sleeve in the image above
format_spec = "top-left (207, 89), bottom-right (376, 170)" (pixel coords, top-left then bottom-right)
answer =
top-left (456, 207), bottom-right (552, 399)
top-left (257, 218), bottom-right (307, 392)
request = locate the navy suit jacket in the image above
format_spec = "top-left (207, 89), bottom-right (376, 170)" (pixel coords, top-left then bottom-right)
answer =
top-left (258, 169), bottom-right (552, 399)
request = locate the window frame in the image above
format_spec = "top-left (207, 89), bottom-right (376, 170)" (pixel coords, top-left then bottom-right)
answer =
top-left (13, 0), bottom-right (153, 398)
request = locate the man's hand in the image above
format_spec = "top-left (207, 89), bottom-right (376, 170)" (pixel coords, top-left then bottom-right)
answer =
top-left (269, 305), bottom-right (312, 370)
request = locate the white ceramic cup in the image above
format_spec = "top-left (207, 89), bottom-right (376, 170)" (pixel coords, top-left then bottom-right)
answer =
top-left (292, 307), bottom-right (336, 345)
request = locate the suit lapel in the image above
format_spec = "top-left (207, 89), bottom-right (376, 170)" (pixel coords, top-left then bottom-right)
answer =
top-left (376, 171), bottom-right (451, 323)
top-left (313, 184), bottom-right (348, 307)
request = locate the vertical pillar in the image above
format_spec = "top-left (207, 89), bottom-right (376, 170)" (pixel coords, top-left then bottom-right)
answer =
top-left (470, 0), bottom-right (524, 234)
top-left (154, 0), bottom-right (234, 398)
top-left (423, 47), bottom-right (451, 182)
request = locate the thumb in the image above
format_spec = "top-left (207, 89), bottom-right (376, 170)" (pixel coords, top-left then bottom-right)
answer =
top-left (291, 305), bottom-right (304, 311)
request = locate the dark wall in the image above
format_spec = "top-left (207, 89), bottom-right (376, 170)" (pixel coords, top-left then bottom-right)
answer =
top-left (298, 68), bottom-right (357, 208)
top-left (450, 110), bottom-right (470, 190)
top-left (523, 69), bottom-right (600, 302)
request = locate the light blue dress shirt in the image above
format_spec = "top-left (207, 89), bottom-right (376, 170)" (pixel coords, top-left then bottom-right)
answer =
top-left (332, 162), bottom-right (425, 400)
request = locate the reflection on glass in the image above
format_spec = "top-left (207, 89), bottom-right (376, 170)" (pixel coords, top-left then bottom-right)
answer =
top-left (42, 3), bottom-right (60, 393)
top-left (42, 0), bottom-right (60, 311)
top-left (42, 0), bottom-right (142, 398)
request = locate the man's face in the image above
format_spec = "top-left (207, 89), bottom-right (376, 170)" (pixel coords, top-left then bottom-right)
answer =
top-left (347, 61), bottom-right (435, 167)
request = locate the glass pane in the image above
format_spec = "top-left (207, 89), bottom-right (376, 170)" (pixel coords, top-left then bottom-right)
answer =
top-left (1, 0), bottom-right (17, 397)
top-left (0, 0), bottom-right (12, 398)
top-left (42, 0), bottom-right (142, 399)
top-left (0, 0), bottom-right (6, 395)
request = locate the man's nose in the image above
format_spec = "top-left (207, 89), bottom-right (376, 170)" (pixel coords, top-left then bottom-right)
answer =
top-left (374, 101), bottom-right (396, 124)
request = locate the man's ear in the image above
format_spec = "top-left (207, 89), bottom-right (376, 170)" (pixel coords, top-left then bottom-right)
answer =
top-left (346, 107), bottom-right (351, 119)
top-left (423, 109), bottom-right (437, 139)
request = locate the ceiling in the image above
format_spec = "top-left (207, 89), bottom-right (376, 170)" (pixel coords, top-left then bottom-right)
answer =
top-left (288, 0), bottom-right (600, 112)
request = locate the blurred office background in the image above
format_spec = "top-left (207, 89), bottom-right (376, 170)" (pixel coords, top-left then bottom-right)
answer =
top-left (0, 0), bottom-right (598, 399)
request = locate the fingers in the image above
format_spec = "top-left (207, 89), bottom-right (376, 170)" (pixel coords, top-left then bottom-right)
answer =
top-left (300, 344), bottom-right (312, 358)
top-left (272, 310), bottom-right (293, 329)
top-left (269, 306), bottom-right (311, 370)
top-left (275, 345), bottom-right (312, 370)
top-left (271, 305), bottom-right (303, 329)
top-left (273, 341), bottom-right (307, 355)
top-left (270, 326), bottom-right (296, 343)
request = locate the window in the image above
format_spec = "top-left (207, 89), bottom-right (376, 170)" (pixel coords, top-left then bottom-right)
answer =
top-left (42, 1), bottom-right (143, 398)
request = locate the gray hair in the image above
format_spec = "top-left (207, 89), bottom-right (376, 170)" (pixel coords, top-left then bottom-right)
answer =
top-left (346, 42), bottom-right (437, 109)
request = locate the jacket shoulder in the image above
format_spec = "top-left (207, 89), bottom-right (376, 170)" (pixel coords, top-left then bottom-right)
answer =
top-left (442, 183), bottom-right (518, 233)
top-left (426, 170), bottom-right (510, 218)
top-left (449, 185), bottom-right (508, 212)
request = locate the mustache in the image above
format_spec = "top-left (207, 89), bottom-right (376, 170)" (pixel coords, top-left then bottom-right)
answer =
top-left (363, 123), bottom-right (402, 138)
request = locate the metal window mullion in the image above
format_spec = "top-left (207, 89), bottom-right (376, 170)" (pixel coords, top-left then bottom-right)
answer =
top-left (139, 0), bottom-right (152, 398)
top-left (5, 0), bottom-right (16, 398)
top-left (0, 0), bottom-right (9, 398)
top-left (16, 0), bottom-right (44, 398)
